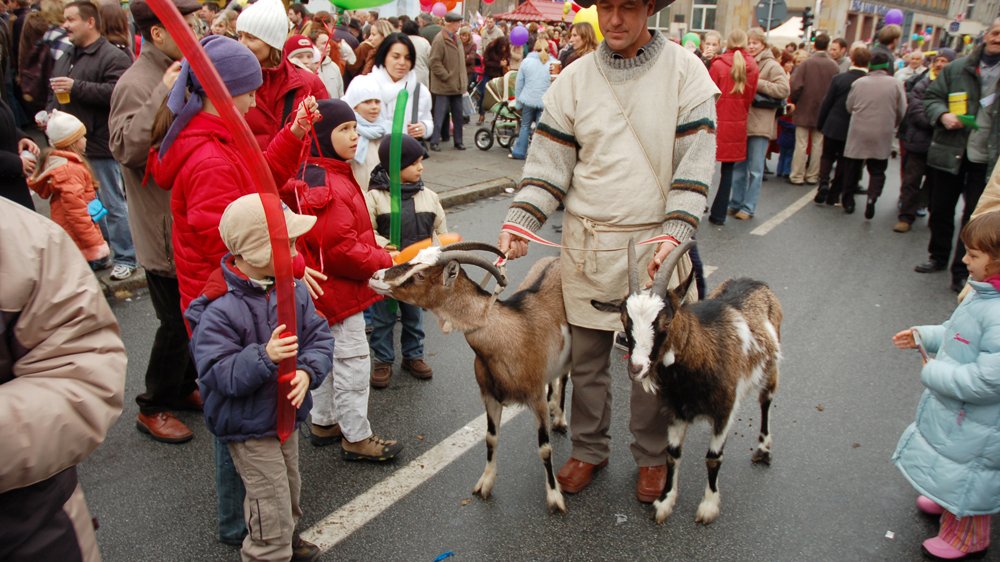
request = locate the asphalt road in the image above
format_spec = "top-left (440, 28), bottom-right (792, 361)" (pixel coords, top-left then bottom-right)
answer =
top-left (80, 161), bottom-right (998, 561)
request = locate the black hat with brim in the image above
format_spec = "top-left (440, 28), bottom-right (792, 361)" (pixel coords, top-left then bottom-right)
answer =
top-left (574, 0), bottom-right (675, 14)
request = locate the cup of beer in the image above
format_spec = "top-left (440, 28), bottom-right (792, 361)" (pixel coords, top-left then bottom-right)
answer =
top-left (55, 90), bottom-right (71, 105)
top-left (948, 91), bottom-right (967, 116)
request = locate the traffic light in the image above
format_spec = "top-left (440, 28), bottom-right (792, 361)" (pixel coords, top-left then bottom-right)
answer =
top-left (801, 7), bottom-right (814, 32)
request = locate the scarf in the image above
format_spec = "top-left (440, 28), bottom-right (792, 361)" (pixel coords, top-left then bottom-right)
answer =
top-left (354, 112), bottom-right (389, 165)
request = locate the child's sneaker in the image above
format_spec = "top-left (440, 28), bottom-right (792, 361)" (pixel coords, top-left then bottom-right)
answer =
top-left (917, 495), bottom-right (945, 515)
top-left (341, 434), bottom-right (403, 462)
top-left (109, 263), bottom-right (135, 280)
top-left (922, 536), bottom-right (989, 560)
top-left (89, 256), bottom-right (112, 271)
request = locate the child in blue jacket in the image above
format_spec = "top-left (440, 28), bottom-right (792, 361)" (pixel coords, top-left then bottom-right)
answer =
top-left (186, 194), bottom-right (334, 561)
top-left (891, 211), bottom-right (1000, 560)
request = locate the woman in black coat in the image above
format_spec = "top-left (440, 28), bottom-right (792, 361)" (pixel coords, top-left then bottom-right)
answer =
top-left (0, 97), bottom-right (39, 210)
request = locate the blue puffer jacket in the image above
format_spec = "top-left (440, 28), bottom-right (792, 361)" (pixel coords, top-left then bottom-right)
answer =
top-left (186, 255), bottom-right (334, 443)
top-left (514, 52), bottom-right (551, 110)
top-left (892, 279), bottom-right (1000, 517)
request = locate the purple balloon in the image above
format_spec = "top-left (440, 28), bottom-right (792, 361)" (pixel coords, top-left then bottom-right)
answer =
top-left (510, 25), bottom-right (529, 47)
top-left (884, 9), bottom-right (904, 26)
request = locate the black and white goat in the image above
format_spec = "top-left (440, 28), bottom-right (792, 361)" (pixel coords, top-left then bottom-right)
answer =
top-left (592, 240), bottom-right (782, 525)
top-left (369, 242), bottom-right (570, 512)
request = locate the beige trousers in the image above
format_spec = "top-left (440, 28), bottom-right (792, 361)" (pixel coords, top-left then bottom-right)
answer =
top-left (228, 433), bottom-right (302, 562)
top-left (791, 126), bottom-right (823, 183)
top-left (568, 324), bottom-right (670, 467)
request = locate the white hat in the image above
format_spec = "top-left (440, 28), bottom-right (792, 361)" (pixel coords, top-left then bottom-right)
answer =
top-left (236, 0), bottom-right (290, 52)
top-left (342, 75), bottom-right (382, 111)
top-left (45, 110), bottom-right (86, 149)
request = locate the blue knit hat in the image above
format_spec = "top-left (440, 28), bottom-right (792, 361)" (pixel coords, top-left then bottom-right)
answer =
top-left (159, 35), bottom-right (263, 158)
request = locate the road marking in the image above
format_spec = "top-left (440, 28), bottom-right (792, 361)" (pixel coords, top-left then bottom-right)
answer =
top-left (302, 408), bottom-right (523, 551)
top-left (751, 191), bottom-right (815, 236)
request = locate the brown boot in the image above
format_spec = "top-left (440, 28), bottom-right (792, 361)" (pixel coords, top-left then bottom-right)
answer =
top-left (341, 434), bottom-right (404, 462)
top-left (371, 361), bottom-right (392, 389)
top-left (893, 221), bottom-right (912, 233)
top-left (291, 533), bottom-right (320, 562)
top-left (636, 465), bottom-right (667, 503)
top-left (136, 412), bottom-right (193, 444)
top-left (308, 422), bottom-right (342, 447)
top-left (402, 358), bottom-right (433, 380)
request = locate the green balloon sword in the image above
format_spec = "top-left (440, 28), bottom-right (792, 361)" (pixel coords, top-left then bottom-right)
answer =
top-left (387, 87), bottom-right (409, 313)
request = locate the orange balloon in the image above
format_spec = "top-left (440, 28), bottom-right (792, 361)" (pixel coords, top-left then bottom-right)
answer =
top-left (393, 233), bottom-right (464, 264)
top-left (444, 0), bottom-right (457, 10)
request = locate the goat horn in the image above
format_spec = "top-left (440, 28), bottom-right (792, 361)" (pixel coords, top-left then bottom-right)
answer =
top-left (650, 240), bottom-right (696, 298)
top-left (627, 238), bottom-right (639, 295)
top-left (440, 241), bottom-right (507, 260)
top-left (431, 230), bottom-right (441, 246)
top-left (438, 250), bottom-right (508, 288)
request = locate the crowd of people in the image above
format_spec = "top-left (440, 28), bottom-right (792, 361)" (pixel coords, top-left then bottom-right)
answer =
top-left (0, 0), bottom-right (998, 560)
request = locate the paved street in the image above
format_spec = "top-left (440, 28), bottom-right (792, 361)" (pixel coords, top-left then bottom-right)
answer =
top-left (79, 154), bottom-right (998, 561)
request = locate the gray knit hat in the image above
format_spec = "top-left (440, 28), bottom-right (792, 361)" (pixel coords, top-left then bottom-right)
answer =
top-left (236, 0), bottom-right (290, 51)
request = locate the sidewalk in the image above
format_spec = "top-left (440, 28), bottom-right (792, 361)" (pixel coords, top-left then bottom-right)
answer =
top-left (30, 122), bottom-right (524, 298)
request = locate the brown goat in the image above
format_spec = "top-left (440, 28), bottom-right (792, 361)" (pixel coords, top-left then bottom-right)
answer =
top-left (369, 243), bottom-right (571, 513)
top-left (592, 241), bottom-right (782, 525)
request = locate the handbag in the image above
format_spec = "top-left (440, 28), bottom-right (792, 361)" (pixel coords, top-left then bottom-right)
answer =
top-left (752, 92), bottom-right (786, 110)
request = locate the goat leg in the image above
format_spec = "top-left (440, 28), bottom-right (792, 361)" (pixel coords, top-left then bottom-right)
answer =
top-left (752, 382), bottom-right (776, 465)
top-left (531, 397), bottom-right (566, 513)
top-left (473, 393), bottom-right (503, 500)
top-left (547, 373), bottom-right (569, 434)
top-left (654, 421), bottom-right (687, 524)
top-left (696, 417), bottom-right (735, 525)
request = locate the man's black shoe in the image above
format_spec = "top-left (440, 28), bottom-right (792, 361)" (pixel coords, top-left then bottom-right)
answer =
top-left (429, 143), bottom-right (441, 152)
top-left (454, 143), bottom-right (466, 150)
top-left (813, 189), bottom-right (829, 205)
top-left (914, 260), bottom-right (947, 273)
top-left (843, 201), bottom-right (855, 214)
top-left (864, 200), bottom-right (876, 220)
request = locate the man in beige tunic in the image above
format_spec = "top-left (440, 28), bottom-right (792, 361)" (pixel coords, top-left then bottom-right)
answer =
top-left (498, 0), bottom-right (719, 503)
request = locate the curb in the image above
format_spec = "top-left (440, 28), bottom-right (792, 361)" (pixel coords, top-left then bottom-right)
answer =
top-left (100, 178), bottom-right (516, 299)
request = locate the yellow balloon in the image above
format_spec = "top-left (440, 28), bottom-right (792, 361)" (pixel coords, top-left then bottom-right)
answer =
top-left (572, 6), bottom-right (604, 43)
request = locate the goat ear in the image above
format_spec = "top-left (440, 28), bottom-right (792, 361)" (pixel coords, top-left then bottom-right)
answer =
top-left (671, 270), bottom-right (695, 303)
top-left (591, 299), bottom-right (623, 313)
top-left (442, 261), bottom-right (461, 287)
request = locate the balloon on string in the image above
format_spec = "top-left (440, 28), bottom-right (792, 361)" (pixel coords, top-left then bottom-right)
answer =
top-left (444, 0), bottom-right (457, 10)
top-left (563, 0), bottom-right (571, 15)
top-left (431, 2), bottom-right (446, 16)
top-left (572, 6), bottom-right (603, 42)
top-left (912, 33), bottom-right (921, 40)
top-left (483, 0), bottom-right (494, 4)
top-left (926, 26), bottom-right (933, 34)
top-left (510, 25), bottom-right (529, 46)
top-left (884, 9), bottom-right (904, 26)
top-left (964, 35), bottom-right (972, 44)
top-left (327, 0), bottom-right (395, 9)
top-left (419, 0), bottom-right (431, 7)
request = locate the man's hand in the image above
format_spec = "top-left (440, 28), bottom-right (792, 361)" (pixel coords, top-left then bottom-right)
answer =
top-left (18, 138), bottom-right (39, 156)
top-left (50, 77), bottom-right (74, 93)
top-left (647, 240), bottom-right (681, 281)
top-left (265, 324), bottom-right (298, 363)
top-left (302, 266), bottom-right (327, 299)
top-left (940, 112), bottom-right (964, 130)
top-left (287, 369), bottom-right (310, 408)
top-left (290, 96), bottom-right (320, 139)
top-left (162, 61), bottom-right (182, 89)
top-left (498, 231), bottom-right (528, 260)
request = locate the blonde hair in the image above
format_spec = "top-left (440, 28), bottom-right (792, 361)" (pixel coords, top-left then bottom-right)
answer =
top-left (703, 30), bottom-right (722, 47)
top-left (726, 29), bottom-right (748, 95)
top-left (371, 19), bottom-right (393, 40)
top-left (533, 38), bottom-right (549, 64)
top-left (747, 27), bottom-right (769, 49)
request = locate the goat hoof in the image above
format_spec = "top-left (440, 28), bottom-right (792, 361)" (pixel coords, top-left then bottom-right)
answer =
top-left (751, 449), bottom-right (772, 465)
top-left (473, 478), bottom-right (495, 500)
top-left (547, 490), bottom-right (567, 513)
top-left (695, 502), bottom-right (720, 525)
top-left (653, 497), bottom-right (675, 524)
top-left (552, 420), bottom-right (568, 434)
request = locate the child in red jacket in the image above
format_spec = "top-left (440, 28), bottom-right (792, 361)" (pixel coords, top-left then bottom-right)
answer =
top-left (282, 99), bottom-right (403, 462)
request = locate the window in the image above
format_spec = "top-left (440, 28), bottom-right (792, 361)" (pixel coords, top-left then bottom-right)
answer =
top-left (691, 0), bottom-right (717, 32)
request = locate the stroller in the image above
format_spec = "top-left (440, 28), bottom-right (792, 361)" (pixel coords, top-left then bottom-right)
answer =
top-left (474, 71), bottom-right (521, 151)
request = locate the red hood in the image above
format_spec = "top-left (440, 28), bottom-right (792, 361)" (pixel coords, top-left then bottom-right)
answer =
top-left (152, 112), bottom-right (234, 191)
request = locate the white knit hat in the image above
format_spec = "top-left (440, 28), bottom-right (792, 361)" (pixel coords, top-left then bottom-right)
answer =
top-left (236, 0), bottom-right (290, 52)
top-left (46, 109), bottom-right (86, 149)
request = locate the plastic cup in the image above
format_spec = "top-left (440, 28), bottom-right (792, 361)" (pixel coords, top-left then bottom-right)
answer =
top-left (56, 91), bottom-right (71, 105)
top-left (948, 92), bottom-right (967, 115)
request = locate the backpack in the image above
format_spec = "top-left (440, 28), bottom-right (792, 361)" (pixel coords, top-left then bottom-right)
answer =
top-left (19, 36), bottom-right (54, 107)
top-left (904, 69), bottom-right (929, 93)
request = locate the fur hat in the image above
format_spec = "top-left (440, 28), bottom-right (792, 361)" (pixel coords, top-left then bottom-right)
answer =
top-left (46, 109), bottom-right (86, 149)
top-left (378, 134), bottom-right (425, 170)
top-left (236, 0), bottom-right (290, 51)
top-left (219, 194), bottom-right (316, 269)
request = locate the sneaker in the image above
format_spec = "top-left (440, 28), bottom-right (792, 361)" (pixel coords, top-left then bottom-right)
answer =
top-left (371, 361), bottom-right (392, 389)
top-left (402, 358), bottom-right (433, 380)
top-left (291, 534), bottom-right (320, 562)
top-left (89, 256), bottom-right (112, 271)
top-left (916, 207), bottom-right (928, 217)
top-left (308, 422), bottom-right (342, 446)
top-left (893, 221), bottom-right (912, 233)
top-left (733, 211), bottom-right (752, 220)
top-left (921, 536), bottom-right (989, 560)
top-left (109, 264), bottom-right (135, 281)
top-left (341, 434), bottom-right (403, 462)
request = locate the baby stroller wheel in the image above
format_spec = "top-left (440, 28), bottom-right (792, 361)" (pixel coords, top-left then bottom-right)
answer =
top-left (497, 130), bottom-right (515, 149)
top-left (475, 128), bottom-right (494, 150)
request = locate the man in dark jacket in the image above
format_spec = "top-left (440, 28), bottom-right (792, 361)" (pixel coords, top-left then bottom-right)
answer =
top-left (916, 19), bottom-right (1000, 291)
top-left (49, 1), bottom-right (137, 280)
top-left (814, 45), bottom-right (869, 205)
top-left (428, 12), bottom-right (467, 151)
top-left (788, 33), bottom-right (840, 184)
top-left (894, 49), bottom-right (956, 232)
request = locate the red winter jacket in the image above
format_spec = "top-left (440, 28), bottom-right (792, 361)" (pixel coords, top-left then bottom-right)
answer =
top-left (245, 59), bottom-right (329, 152)
top-left (151, 112), bottom-right (305, 313)
top-left (281, 157), bottom-right (392, 325)
top-left (710, 49), bottom-right (759, 163)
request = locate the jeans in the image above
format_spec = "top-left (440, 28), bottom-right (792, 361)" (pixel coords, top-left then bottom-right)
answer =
top-left (709, 162), bottom-right (736, 224)
top-left (89, 158), bottom-right (137, 267)
top-left (777, 146), bottom-right (793, 176)
top-left (927, 159), bottom-right (987, 280)
top-left (135, 272), bottom-right (198, 414)
top-left (369, 299), bottom-right (425, 363)
top-left (511, 104), bottom-right (542, 160)
top-left (214, 435), bottom-right (247, 544)
top-left (729, 136), bottom-right (770, 215)
top-left (430, 94), bottom-right (464, 145)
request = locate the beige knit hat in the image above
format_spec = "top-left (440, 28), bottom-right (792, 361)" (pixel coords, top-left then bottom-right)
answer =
top-left (219, 194), bottom-right (316, 268)
top-left (236, 0), bottom-right (290, 52)
top-left (45, 110), bottom-right (86, 149)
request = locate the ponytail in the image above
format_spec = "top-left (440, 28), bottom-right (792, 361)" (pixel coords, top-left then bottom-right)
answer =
top-left (731, 50), bottom-right (746, 94)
